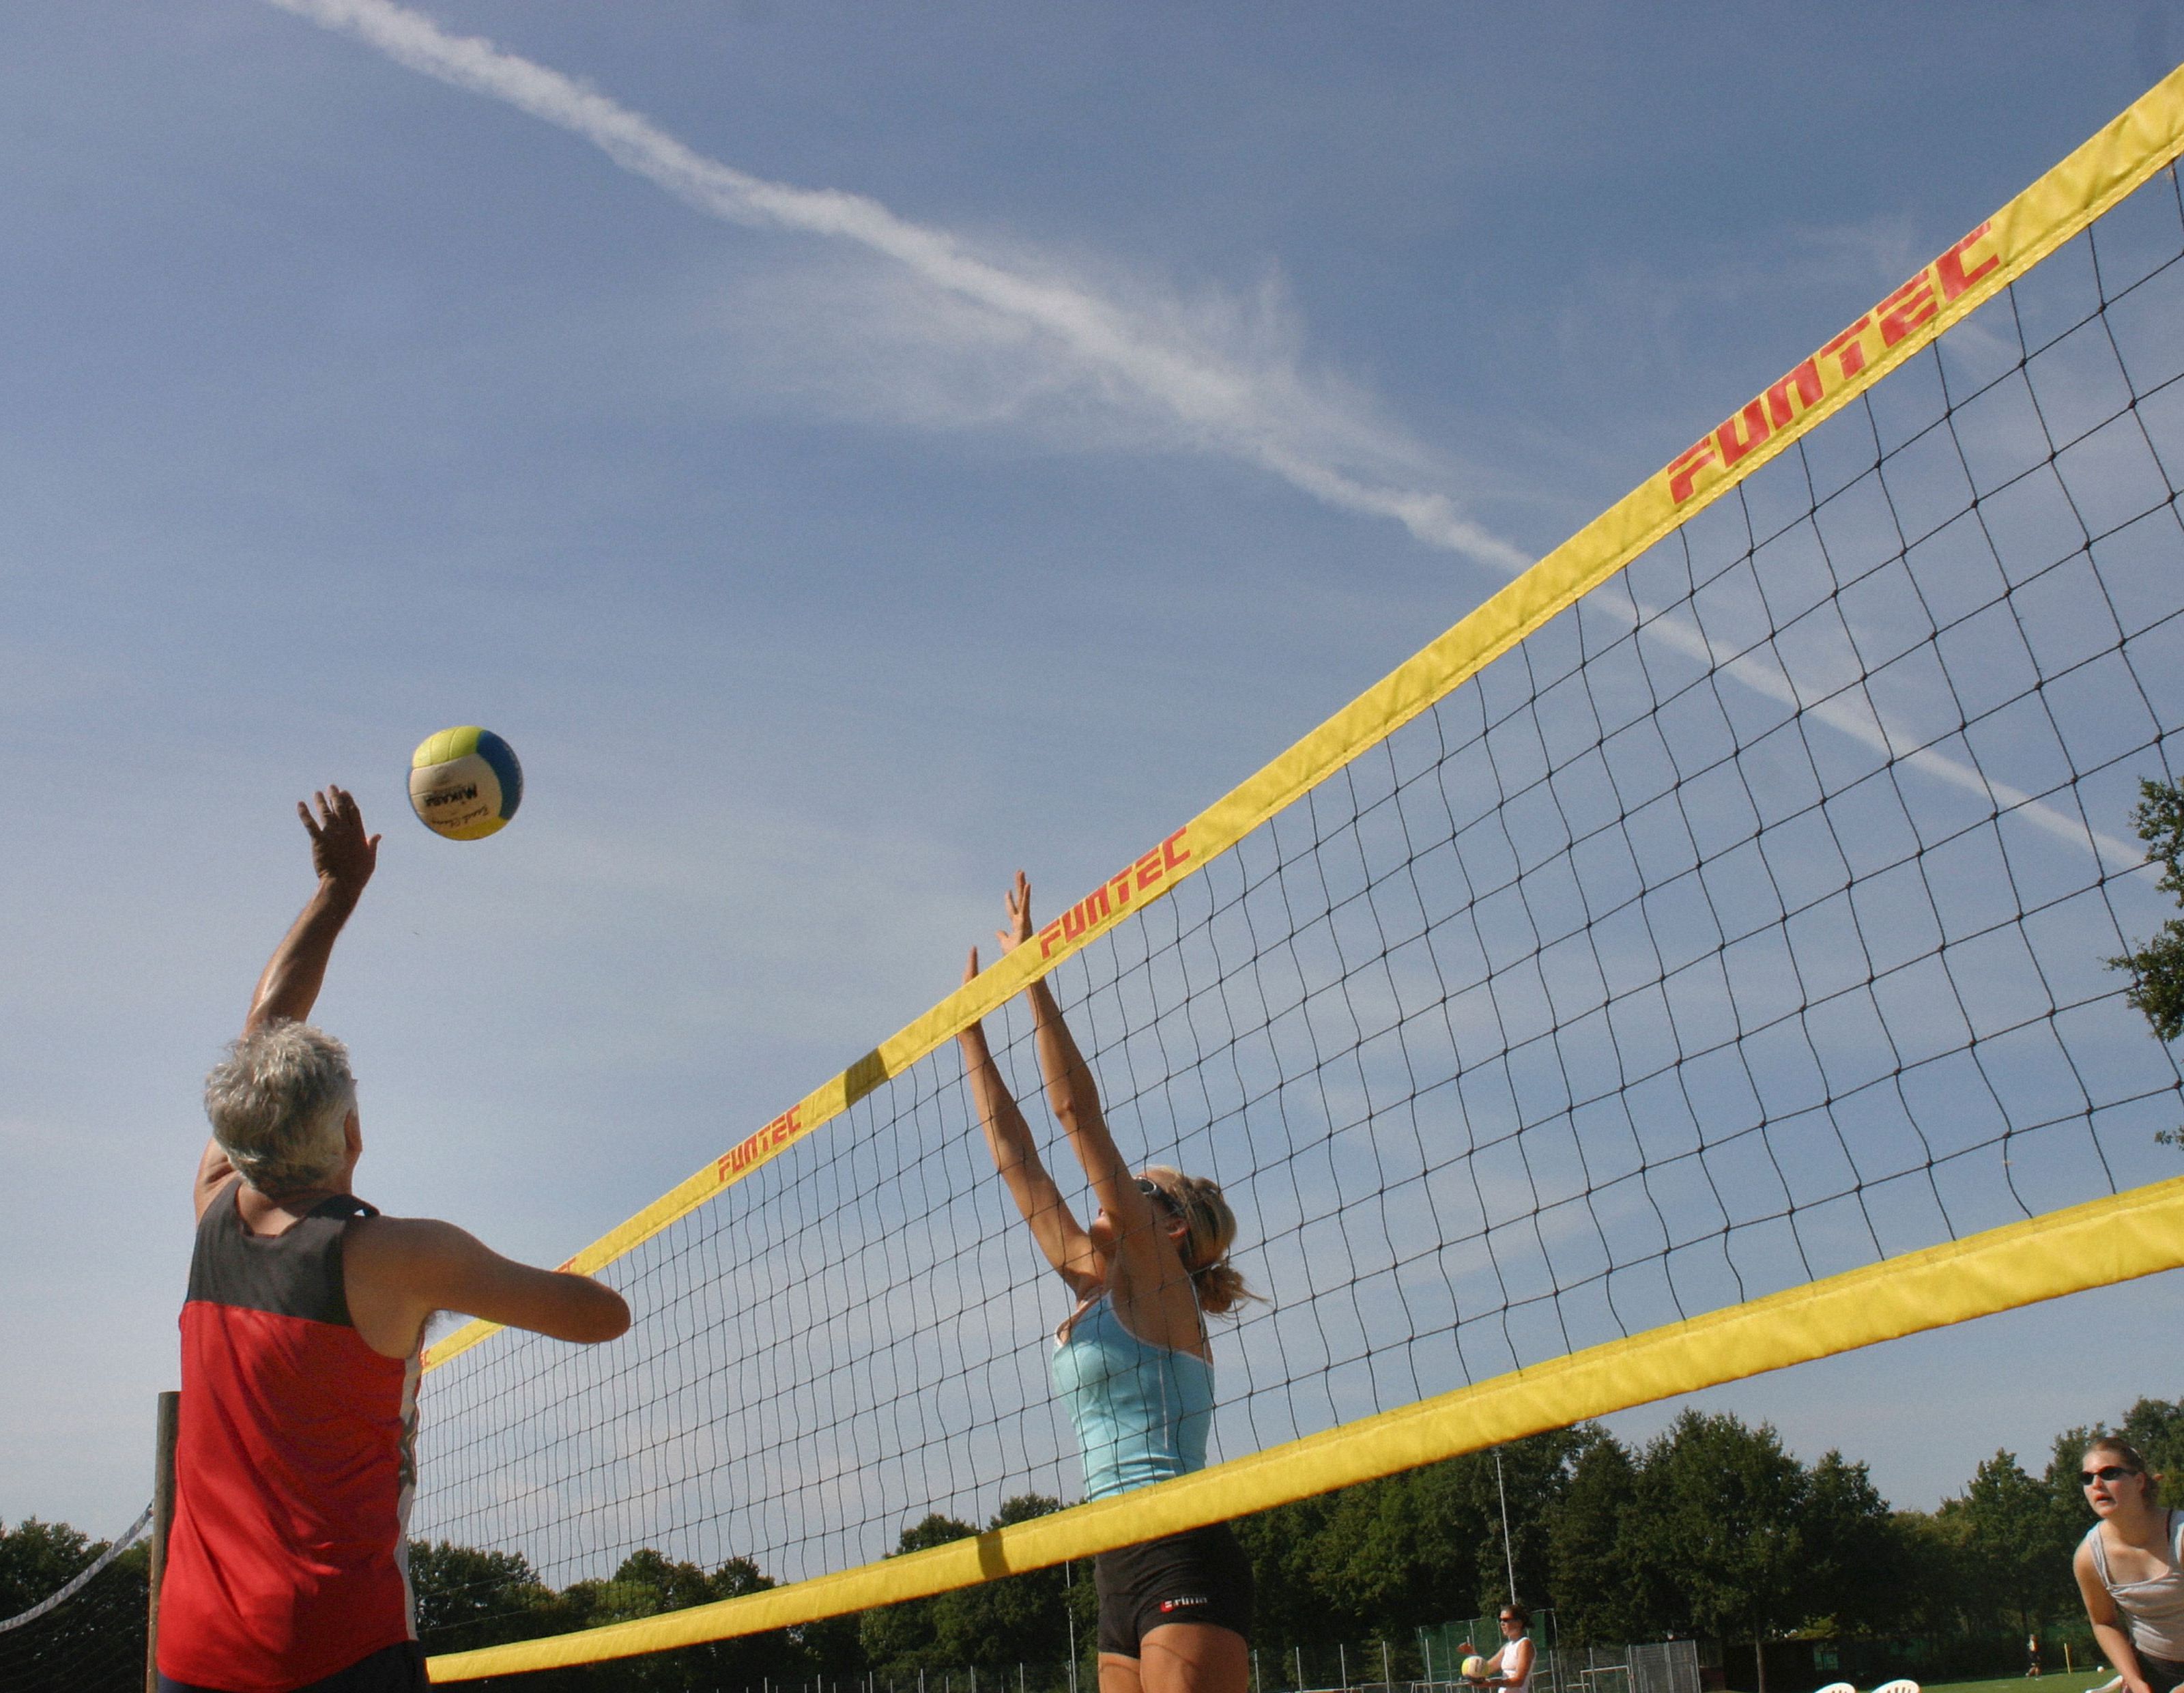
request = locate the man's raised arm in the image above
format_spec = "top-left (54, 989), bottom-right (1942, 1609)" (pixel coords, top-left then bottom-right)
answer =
top-left (197, 787), bottom-right (381, 1210)
top-left (246, 786), bottom-right (380, 1033)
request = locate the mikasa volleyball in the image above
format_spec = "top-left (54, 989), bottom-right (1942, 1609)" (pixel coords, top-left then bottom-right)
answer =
top-left (409, 726), bottom-right (523, 840)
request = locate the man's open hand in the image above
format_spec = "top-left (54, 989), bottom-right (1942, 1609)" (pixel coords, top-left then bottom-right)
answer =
top-left (299, 786), bottom-right (380, 904)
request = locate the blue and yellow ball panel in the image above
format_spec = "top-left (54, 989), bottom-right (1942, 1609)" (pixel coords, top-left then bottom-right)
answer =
top-left (409, 726), bottom-right (523, 841)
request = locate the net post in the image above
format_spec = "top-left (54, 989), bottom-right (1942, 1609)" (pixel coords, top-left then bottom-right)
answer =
top-left (145, 1389), bottom-right (179, 1693)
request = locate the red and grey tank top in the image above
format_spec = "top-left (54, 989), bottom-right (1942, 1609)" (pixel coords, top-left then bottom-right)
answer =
top-left (158, 1182), bottom-right (420, 1693)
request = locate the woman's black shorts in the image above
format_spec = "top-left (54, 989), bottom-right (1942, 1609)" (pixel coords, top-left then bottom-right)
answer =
top-left (2140, 1653), bottom-right (2184, 1693)
top-left (1094, 1524), bottom-right (1253, 1658)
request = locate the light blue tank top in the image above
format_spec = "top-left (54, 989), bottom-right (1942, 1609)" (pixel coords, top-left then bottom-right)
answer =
top-left (1051, 1296), bottom-right (1214, 1500)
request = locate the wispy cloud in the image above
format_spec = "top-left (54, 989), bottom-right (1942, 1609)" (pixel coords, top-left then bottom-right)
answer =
top-left (260, 0), bottom-right (1531, 573)
top-left (260, 0), bottom-right (2136, 878)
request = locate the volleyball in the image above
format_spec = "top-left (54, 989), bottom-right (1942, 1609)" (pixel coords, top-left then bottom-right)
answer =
top-left (1462, 1660), bottom-right (1489, 1681)
top-left (408, 726), bottom-right (523, 840)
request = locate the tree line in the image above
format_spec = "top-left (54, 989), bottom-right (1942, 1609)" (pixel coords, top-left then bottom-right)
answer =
top-left (5, 1394), bottom-right (2172, 1692)
top-left (0, 1520), bottom-right (150, 1693)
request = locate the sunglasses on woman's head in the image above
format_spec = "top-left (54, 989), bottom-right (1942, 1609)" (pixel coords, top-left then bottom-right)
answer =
top-left (2082, 1465), bottom-right (2139, 1485)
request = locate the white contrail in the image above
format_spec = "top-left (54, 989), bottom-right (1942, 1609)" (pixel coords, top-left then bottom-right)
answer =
top-left (262, 0), bottom-right (2139, 877)
top-left (259, 0), bottom-right (1531, 574)
top-left (1605, 591), bottom-right (2144, 872)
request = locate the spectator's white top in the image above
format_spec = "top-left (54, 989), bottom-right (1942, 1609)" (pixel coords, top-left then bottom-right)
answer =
top-left (2086, 1510), bottom-right (2184, 1663)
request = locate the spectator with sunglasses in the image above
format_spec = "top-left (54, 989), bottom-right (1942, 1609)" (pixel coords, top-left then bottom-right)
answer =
top-left (957, 872), bottom-right (1257, 1693)
top-left (2074, 1437), bottom-right (2184, 1693)
top-left (1460, 1604), bottom-right (1534, 1693)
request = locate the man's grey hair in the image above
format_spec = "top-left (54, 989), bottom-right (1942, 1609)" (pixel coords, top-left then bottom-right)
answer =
top-left (203, 1021), bottom-right (357, 1197)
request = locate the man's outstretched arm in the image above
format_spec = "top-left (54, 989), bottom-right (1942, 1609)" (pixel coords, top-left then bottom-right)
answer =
top-left (197, 788), bottom-right (381, 1210)
top-left (245, 786), bottom-right (380, 1033)
top-left (345, 1218), bottom-right (632, 1358)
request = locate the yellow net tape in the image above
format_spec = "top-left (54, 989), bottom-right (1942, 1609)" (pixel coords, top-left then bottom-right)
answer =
top-left (429, 1174), bottom-right (2184, 1679)
top-left (427, 59), bottom-right (2184, 1374)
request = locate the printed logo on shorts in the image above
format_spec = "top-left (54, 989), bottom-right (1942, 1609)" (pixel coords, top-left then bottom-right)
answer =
top-left (1160, 1595), bottom-right (1210, 1613)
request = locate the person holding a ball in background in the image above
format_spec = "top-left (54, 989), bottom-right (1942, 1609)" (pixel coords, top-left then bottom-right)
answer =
top-left (1459, 1606), bottom-right (1533, 1693)
top-left (157, 784), bottom-right (629, 1693)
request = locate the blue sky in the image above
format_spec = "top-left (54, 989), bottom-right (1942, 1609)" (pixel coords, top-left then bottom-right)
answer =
top-left (3, 0), bottom-right (2181, 1554)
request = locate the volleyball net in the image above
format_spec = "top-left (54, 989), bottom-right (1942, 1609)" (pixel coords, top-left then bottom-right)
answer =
top-left (0, 1511), bottom-right (153, 1693)
top-left (410, 66), bottom-right (2184, 1683)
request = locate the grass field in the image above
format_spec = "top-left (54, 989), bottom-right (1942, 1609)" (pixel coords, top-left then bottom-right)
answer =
top-left (1917, 1676), bottom-right (2113, 1693)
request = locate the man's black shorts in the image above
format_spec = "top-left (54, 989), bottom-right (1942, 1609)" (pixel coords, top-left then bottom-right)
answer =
top-left (1094, 1524), bottom-right (1253, 1658)
top-left (160, 1640), bottom-right (429, 1693)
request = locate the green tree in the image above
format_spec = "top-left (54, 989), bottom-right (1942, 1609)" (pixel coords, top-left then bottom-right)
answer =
top-left (925, 1496), bottom-right (1071, 1678)
top-left (1234, 1428), bottom-right (1584, 1655)
top-left (861, 1500), bottom-right (1074, 1685)
top-left (1890, 1506), bottom-right (1978, 1636)
top-left (2109, 780), bottom-right (2184, 1107)
top-left (0, 1520), bottom-right (149, 1693)
top-left (2121, 1397), bottom-right (2184, 1503)
top-left (1940, 1451), bottom-right (2078, 1639)
top-left (1624, 1412), bottom-right (1807, 1692)
top-left (1450, 1432), bottom-right (1590, 1614)
top-left (510, 1546), bottom-right (796, 1692)
top-left (860, 1514), bottom-right (980, 1676)
top-left (1233, 1492), bottom-right (1340, 1658)
top-left (410, 1539), bottom-right (554, 1653)
top-left (1547, 1432), bottom-right (1646, 1645)
top-left (1312, 1461), bottom-right (1486, 1634)
top-left (1798, 1451), bottom-right (1908, 1636)
top-left (0, 1518), bottom-right (102, 1616)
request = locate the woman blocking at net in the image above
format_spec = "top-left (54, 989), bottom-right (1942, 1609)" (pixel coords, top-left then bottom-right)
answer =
top-left (2074, 1436), bottom-right (2184, 1693)
top-left (957, 871), bottom-right (1254, 1693)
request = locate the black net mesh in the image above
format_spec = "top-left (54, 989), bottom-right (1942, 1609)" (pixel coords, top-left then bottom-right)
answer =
top-left (410, 162), bottom-right (2184, 1660)
top-left (0, 1531), bottom-right (149, 1693)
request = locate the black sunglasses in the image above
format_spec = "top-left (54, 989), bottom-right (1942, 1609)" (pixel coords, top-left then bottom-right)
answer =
top-left (2082, 1465), bottom-right (2140, 1485)
top-left (1136, 1177), bottom-right (1180, 1212)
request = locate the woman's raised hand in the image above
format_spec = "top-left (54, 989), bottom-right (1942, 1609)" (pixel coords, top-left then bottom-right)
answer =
top-left (996, 870), bottom-right (1035, 954)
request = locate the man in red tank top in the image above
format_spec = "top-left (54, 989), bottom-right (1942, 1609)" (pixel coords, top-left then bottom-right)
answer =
top-left (158, 788), bottom-right (631, 1693)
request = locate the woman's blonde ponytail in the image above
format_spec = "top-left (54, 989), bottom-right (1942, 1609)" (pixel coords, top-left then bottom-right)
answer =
top-left (1143, 1166), bottom-right (1261, 1317)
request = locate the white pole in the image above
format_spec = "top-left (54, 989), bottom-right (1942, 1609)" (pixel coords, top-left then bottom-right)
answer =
top-left (1495, 1449), bottom-right (1517, 1604)
top-left (1066, 1563), bottom-right (1080, 1693)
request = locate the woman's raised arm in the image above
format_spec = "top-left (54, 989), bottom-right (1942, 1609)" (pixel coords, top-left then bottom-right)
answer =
top-left (958, 943), bottom-right (1100, 1294)
top-left (1003, 873), bottom-right (1198, 1343)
